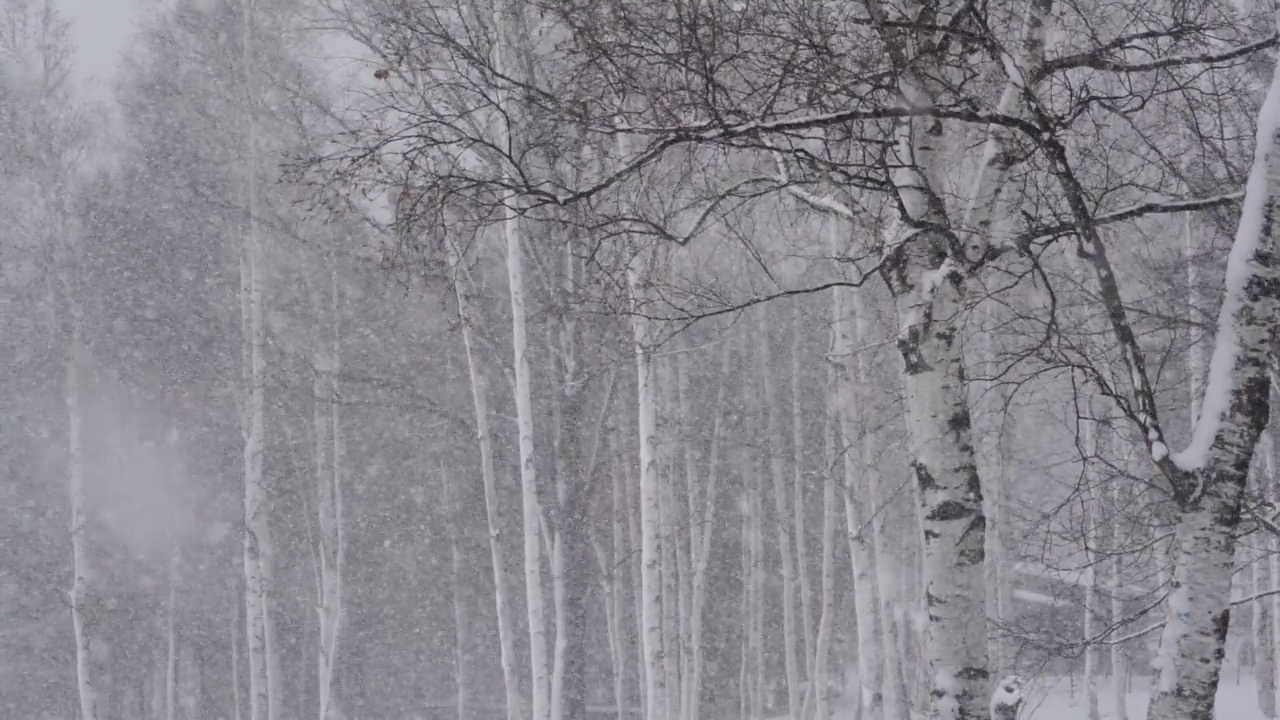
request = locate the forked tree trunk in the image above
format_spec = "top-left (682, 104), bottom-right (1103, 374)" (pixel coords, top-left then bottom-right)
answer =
top-left (1143, 36), bottom-right (1280, 716)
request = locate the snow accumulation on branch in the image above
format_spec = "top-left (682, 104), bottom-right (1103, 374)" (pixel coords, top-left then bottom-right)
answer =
top-left (1171, 58), bottom-right (1280, 472)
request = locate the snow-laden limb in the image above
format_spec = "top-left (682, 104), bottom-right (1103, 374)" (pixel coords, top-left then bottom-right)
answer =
top-left (1144, 11), bottom-right (1280, 717)
top-left (1172, 62), bottom-right (1280, 470)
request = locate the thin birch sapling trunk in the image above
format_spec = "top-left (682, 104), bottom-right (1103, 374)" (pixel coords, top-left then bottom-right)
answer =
top-left (238, 1), bottom-right (278, 710)
top-left (685, 340), bottom-right (731, 720)
top-left (791, 306), bottom-right (816, 710)
top-left (444, 235), bottom-right (523, 720)
top-left (759, 313), bottom-right (802, 720)
top-left (809, 356), bottom-right (839, 720)
top-left (68, 322), bottom-right (100, 720)
top-left (441, 464), bottom-right (471, 720)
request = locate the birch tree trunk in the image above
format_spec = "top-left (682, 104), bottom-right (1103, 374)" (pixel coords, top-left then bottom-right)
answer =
top-left (315, 259), bottom-right (344, 720)
top-left (612, 459), bottom-right (628, 720)
top-left (441, 464), bottom-right (471, 720)
top-left (829, 275), bottom-right (885, 719)
top-left (685, 341), bottom-right (730, 720)
top-left (1257, 545), bottom-right (1275, 719)
top-left (627, 249), bottom-right (666, 720)
top-left (68, 323), bottom-right (99, 720)
top-left (760, 316), bottom-right (802, 720)
top-left (1110, 477), bottom-right (1129, 720)
top-left (504, 213), bottom-right (550, 720)
top-left (445, 236), bottom-right (523, 720)
top-left (1144, 28), bottom-right (1280, 715)
top-left (167, 549), bottom-right (179, 720)
top-left (1083, 413), bottom-right (1101, 720)
top-left (238, 1), bottom-right (277, 710)
top-left (792, 308), bottom-right (816, 708)
top-left (861, 2), bottom-right (993, 707)
top-left (809, 358), bottom-right (839, 720)
top-left (658, 391), bottom-right (682, 720)
top-left (852, 287), bottom-right (910, 719)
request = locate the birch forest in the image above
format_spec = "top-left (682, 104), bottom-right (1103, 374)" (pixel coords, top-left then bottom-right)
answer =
top-left (12, 0), bottom-right (1280, 719)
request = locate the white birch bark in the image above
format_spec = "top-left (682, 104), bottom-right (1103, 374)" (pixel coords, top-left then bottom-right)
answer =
top-left (612, 458), bottom-right (628, 720)
top-left (68, 322), bottom-right (99, 720)
top-left (627, 249), bottom-right (666, 720)
top-left (1270, 438), bottom-right (1280, 718)
top-left (440, 464), bottom-right (471, 720)
top-left (829, 278), bottom-right (885, 719)
top-left (658, 379), bottom-right (681, 720)
top-left (686, 341), bottom-right (730, 720)
top-left (504, 211), bottom-right (550, 720)
top-left (314, 258), bottom-right (344, 720)
top-left (852, 286), bottom-right (911, 719)
top-left (1146, 20), bottom-right (1280, 713)
top-left (792, 308), bottom-right (816, 706)
top-left (238, 1), bottom-right (276, 710)
top-left (444, 235), bottom-right (523, 720)
top-left (1083, 413), bottom-right (1101, 720)
top-left (760, 316), bottom-right (802, 720)
top-left (232, 604), bottom-right (243, 720)
top-left (809, 358), bottom-right (839, 720)
top-left (1110, 477), bottom-right (1129, 720)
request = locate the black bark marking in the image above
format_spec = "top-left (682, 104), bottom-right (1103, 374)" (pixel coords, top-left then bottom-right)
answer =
top-left (914, 461), bottom-right (938, 491)
top-left (925, 499), bottom-right (973, 522)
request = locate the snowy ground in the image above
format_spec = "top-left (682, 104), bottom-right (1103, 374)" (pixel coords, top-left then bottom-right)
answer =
top-left (1022, 675), bottom-right (1268, 720)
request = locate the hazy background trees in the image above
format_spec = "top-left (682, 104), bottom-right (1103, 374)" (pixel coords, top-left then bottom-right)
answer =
top-left (6, 0), bottom-right (1280, 720)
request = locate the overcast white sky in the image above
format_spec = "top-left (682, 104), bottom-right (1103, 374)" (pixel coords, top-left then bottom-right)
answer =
top-left (59, 0), bottom-right (140, 90)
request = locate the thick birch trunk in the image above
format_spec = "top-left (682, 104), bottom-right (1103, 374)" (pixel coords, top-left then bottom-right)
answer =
top-left (68, 324), bottom-right (99, 720)
top-left (760, 317), bottom-right (802, 720)
top-left (1146, 29), bottom-right (1280, 716)
top-left (627, 251), bottom-right (666, 720)
top-left (445, 237), bottom-right (522, 720)
top-left (883, 100), bottom-right (989, 717)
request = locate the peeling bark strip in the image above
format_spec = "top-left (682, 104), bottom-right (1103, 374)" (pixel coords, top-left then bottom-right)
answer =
top-left (1142, 17), bottom-right (1280, 718)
